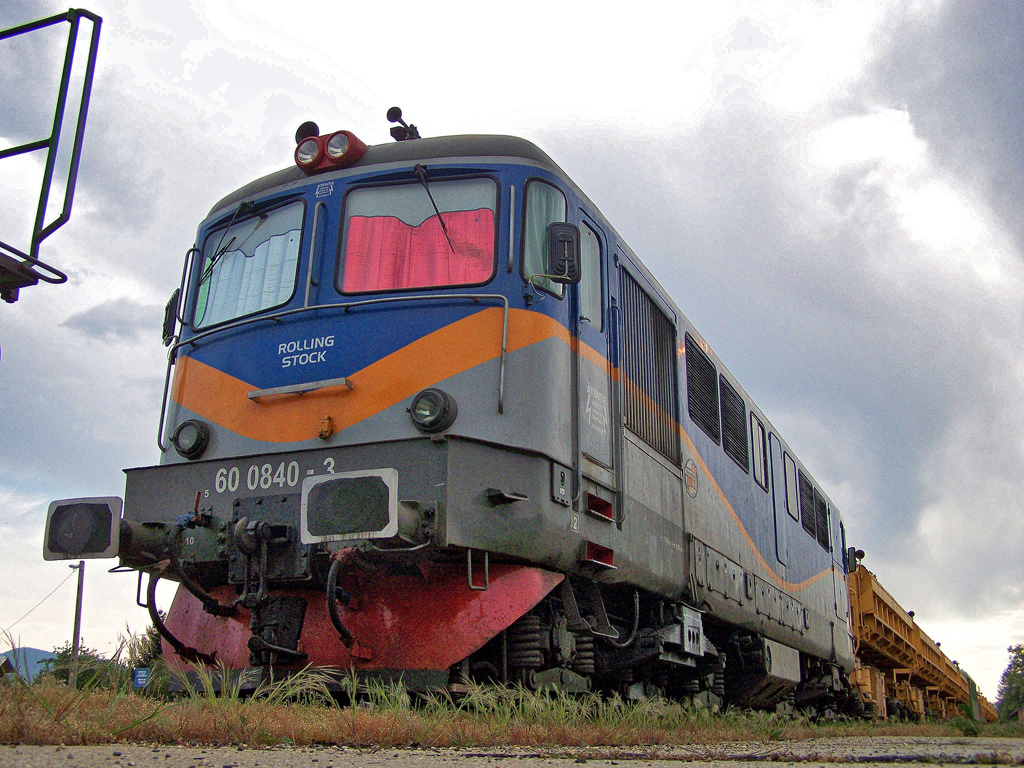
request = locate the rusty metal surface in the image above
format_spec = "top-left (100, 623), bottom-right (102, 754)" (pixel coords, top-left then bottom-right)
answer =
top-left (162, 561), bottom-right (564, 672)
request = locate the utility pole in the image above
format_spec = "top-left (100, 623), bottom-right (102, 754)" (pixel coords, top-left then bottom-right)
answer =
top-left (69, 560), bottom-right (84, 689)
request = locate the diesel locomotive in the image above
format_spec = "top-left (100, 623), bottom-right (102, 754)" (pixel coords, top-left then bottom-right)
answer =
top-left (44, 110), bottom-right (858, 712)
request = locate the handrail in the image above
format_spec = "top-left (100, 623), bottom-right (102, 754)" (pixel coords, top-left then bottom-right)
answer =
top-left (609, 298), bottom-right (626, 527)
top-left (157, 292), bottom-right (510, 450)
top-left (248, 376), bottom-right (352, 400)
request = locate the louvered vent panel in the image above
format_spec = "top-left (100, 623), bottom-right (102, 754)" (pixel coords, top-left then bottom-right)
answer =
top-left (798, 469), bottom-right (816, 538)
top-left (685, 333), bottom-right (720, 444)
top-left (621, 272), bottom-right (680, 463)
top-left (719, 376), bottom-right (748, 472)
top-left (814, 489), bottom-right (830, 551)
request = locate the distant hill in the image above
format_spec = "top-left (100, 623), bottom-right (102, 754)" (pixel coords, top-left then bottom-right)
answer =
top-left (0, 647), bottom-right (54, 682)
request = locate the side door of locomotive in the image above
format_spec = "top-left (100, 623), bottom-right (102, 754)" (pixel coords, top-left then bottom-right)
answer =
top-left (768, 433), bottom-right (790, 566)
top-left (831, 512), bottom-right (849, 620)
top-left (829, 511), bottom-right (855, 666)
top-left (611, 256), bottom-right (686, 582)
top-left (573, 215), bottom-right (617, 503)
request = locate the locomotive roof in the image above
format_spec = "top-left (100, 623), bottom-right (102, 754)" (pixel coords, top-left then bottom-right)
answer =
top-left (208, 134), bottom-right (564, 216)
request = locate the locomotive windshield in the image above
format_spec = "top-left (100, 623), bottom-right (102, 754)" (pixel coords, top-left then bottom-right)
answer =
top-left (193, 199), bottom-right (304, 329)
top-left (340, 177), bottom-right (497, 293)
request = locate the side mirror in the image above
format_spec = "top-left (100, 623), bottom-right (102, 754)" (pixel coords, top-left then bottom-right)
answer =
top-left (43, 497), bottom-right (122, 560)
top-left (846, 546), bottom-right (862, 574)
top-left (546, 223), bottom-right (581, 284)
top-left (162, 288), bottom-right (180, 347)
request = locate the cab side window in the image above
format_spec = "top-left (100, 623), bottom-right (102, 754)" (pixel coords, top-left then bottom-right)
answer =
top-left (783, 452), bottom-right (800, 521)
top-left (522, 180), bottom-right (567, 297)
top-left (579, 222), bottom-right (603, 331)
top-left (751, 413), bottom-right (768, 491)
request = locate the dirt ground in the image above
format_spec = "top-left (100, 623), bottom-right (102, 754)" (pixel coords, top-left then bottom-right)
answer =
top-left (3, 736), bottom-right (1024, 768)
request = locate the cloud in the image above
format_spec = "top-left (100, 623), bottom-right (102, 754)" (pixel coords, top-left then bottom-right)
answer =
top-left (60, 297), bottom-right (161, 341)
top-left (923, 607), bottom-right (1024, 697)
top-left (791, 103), bottom-right (1024, 611)
top-left (0, 297), bottom-right (165, 498)
top-left (867, 0), bottom-right (1024, 250)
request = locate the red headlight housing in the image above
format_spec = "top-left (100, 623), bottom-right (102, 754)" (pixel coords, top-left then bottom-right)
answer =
top-left (294, 129), bottom-right (367, 174)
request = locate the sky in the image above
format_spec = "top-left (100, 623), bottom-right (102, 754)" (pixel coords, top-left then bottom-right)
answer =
top-left (0, 0), bottom-right (1021, 703)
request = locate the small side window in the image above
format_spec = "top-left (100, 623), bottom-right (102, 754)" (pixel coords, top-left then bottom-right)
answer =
top-left (522, 180), bottom-right (567, 297)
top-left (751, 414), bottom-right (768, 491)
top-left (783, 452), bottom-right (799, 521)
top-left (579, 222), bottom-right (603, 331)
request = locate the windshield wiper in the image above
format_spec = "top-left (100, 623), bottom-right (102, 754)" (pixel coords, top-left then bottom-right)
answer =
top-left (414, 164), bottom-right (455, 253)
top-left (198, 201), bottom-right (267, 285)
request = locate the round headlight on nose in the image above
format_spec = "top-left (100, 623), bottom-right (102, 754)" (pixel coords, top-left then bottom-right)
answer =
top-left (325, 131), bottom-right (351, 159)
top-left (171, 419), bottom-right (210, 460)
top-left (408, 388), bottom-right (458, 433)
top-left (294, 137), bottom-right (323, 168)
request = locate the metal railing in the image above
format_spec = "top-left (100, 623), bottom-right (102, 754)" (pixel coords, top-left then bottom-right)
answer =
top-left (0, 9), bottom-right (101, 302)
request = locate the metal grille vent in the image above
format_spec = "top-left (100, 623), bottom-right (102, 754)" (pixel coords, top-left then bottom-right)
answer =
top-left (621, 272), bottom-right (680, 463)
top-left (814, 489), bottom-right (830, 551)
top-left (798, 469), bottom-right (815, 538)
top-left (719, 376), bottom-right (748, 472)
top-left (685, 333), bottom-right (720, 445)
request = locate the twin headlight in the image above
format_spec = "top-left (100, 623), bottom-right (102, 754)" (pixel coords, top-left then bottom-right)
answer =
top-left (294, 127), bottom-right (367, 173)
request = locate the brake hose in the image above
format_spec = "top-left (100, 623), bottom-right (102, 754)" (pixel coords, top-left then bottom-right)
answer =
top-left (605, 590), bottom-right (641, 649)
top-left (326, 557), bottom-right (354, 647)
top-left (146, 572), bottom-right (216, 665)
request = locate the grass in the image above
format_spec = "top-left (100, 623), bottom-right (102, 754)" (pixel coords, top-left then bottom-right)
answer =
top-left (2, 666), bottom-right (1021, 749)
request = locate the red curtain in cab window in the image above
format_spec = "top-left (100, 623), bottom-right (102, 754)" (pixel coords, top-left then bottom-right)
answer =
top-left (342, 209), bottom-right (495, 292)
